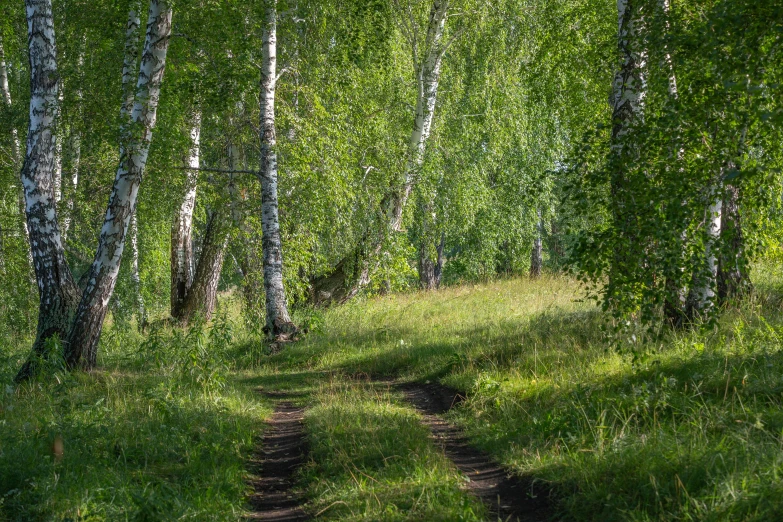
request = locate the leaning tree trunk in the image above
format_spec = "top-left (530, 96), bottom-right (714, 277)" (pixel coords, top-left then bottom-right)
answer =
top-left (530, 208), bottom-right (543, 278)
top-left (310, 0), bottom-right (450, 306)
top-left (171, 114), bottom-right (200, 318)
top-left (65, 0), bottom-right (172, 369)
top-left (258, 0), bottom-right (296, 338)
top-left (15, 0), bottom-right (81, 382)
top-left (177, 209), bottom-right (229, 323)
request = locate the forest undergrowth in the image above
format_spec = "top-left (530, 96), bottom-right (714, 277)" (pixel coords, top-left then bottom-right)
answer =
top-left (3, 269), bottom-right (783, 520)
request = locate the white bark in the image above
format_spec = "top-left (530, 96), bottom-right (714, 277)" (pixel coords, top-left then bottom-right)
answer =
top-left (129, 211), bottom-right (146, 326)
top-left (66, 0), bottom-right (172, 368)
top-left (16, 0), bottom-right (81, 381)
top-left (170, 113), bottom-right (200, 317)
top-left (694, 195), bottom-right (722, 310)
top-left (610, 0), bottom-right (646, 148)
top-left (390, 0), bottom-right (449, 231)
top-left (259, 0), bottom-right (295, 337)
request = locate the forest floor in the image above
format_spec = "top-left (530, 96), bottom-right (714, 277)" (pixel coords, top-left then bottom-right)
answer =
top-left (3, 270), bottom-right (783, 520)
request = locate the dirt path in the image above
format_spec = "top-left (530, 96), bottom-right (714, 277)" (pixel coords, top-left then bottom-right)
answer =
top-left (397, 382), bottom-right (552, 522)
top-left (248, 399), bottom-right (309, 521)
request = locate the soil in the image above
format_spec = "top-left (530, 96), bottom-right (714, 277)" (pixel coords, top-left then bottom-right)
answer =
top-left (247, 400), bottom-right (309, 521)
top-left (396, 382), bottom-right (554, 522)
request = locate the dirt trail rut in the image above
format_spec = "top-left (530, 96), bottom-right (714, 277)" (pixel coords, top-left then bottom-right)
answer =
top-left (248, 399), bottom-right (309, 521)
top-left (397, 382), bottom-right (552, 522)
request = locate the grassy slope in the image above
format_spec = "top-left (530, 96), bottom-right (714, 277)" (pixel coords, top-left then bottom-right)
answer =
top-left (255, 272), bottom-right (783, 521)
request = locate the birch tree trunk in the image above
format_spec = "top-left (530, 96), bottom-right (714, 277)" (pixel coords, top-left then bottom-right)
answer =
top-left (65, 0), bottom-right (172, 369)
top-left (171, 114), bottom-right (200, 318)
top-left (310, 0), bottom-right (450, 306)
top-left (530, 208), bottom-right (543, 278)
top-left (129, 211), bottom-right (146, 327)
top-left (607, 0), bottom-right (646, 306)
top-left (177, 208), bottom-right (229, 323)
top-left (62, 49), bottom-right (85, 240)
top-left (717, 181), bottom-right (749, 301)
top-left (15, 0), bottom-right (81, 382)
top-left (689, 195), bottom-right (722, 313)
top-left (258, 0), bottom-right (296, 338)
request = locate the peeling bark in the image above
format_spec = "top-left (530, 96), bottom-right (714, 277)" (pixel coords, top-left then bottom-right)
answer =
top-left (15, 0), bottom-right (81, 382)
top-left (65, 1), bottom-right (172, 369)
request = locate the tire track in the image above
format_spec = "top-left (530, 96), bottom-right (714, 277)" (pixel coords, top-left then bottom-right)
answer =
top-left (248, 398), bottom-right (309, 521)
top-left (397, 382), bottom-right (552, 522)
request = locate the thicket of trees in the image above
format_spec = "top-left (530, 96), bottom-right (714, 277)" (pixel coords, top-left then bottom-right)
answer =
top-left (0, 0), bottom-right (780, 378)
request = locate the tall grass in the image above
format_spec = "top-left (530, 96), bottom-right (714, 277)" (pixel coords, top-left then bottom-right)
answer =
top-left (0, 312), bottom-right (268, 522)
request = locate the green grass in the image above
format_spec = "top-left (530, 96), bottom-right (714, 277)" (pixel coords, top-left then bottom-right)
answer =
top-left (258, 272), bottom-right (783, 521)
top-left (5, 270), bottom-right (783, 520)
top-left (301, 380), bottom-right (485, 521)
top-left (0, 314), bottom-right (269, 521)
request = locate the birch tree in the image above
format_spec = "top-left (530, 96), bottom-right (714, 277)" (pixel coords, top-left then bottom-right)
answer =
top-left (171, 114), bottom-right (200, 318)
top-left (65, 0), bottom-right (172, 369)
top-left (15, 0), bottom-right (81, 382)
top-left (258, 0), bottom-right (296, 338)
top-left (310, 0), bottom-right (451, 305)
top-left (530, 208), bottom-right (542, 278)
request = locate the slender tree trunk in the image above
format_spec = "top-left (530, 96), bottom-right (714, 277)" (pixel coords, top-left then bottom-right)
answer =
top-left (258, 0), bottom-right (296, 338)
top-left (1, 38), bottom-right (35, 276)
top-left (607, 0), bottom-right (646, 306)
top-left (530, 208), bottom-right (543, 278)
top-left (15, 0), bottom-right (81, 382)
top-left (62, 49), bottom-right (84, 240)
top-left (311, 0), bottom-right (450, 306)
top-left (171, 114), bottom-right (200, 318)
top-left (129, 211), bottom-right (146, 328)
top-left (717, 179), bottom-right (750, 302)
top-left (65, 1), bottom-right (172, 369)
top-left (687, 192), bottom-right (722, 315)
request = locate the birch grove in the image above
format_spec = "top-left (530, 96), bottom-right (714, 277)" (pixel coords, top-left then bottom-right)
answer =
top-left (0, 0), bottom-right (778, 381)
top-left (310, 0), bottom-right (451, 306)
